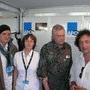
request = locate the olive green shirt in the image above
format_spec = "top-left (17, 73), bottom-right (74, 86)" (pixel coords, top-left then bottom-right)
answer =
top-left (37, 41), bottom-right (72, 90)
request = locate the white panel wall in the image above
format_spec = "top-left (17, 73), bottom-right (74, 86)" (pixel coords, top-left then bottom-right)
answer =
top-left (22, 6), bottom-right (90, 59)
top-left (23, 14), bottom-right (83, 52)
top-left (0, 18), bottom-right (18, 32)
top-left (1, 6), bottom-right (90, 53)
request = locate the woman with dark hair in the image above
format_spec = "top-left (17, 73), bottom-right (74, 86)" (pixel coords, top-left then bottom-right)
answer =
top-left (13, 33), bottom-right (40, 90)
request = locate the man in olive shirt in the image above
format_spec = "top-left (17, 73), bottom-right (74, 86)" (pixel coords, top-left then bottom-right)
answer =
top-left (37, 24), bottom-right (72, 90)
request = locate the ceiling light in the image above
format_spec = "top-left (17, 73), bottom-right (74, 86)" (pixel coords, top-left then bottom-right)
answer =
top-left (69, 12), bottom-right (90, 16)
top-left (34, 13), bottom-right (57, 16)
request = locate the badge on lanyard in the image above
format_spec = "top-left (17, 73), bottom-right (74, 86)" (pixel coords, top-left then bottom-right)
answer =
top-left (23, 80), bottom-right (29, 84)
top-left (22, 51), bottom-right (34, 85)
top-left (6, 66), bottom-right (14, 75)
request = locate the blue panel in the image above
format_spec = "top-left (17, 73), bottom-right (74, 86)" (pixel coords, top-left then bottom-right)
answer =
top-left (24, 22), bottom-right (32, 32)
top-left (67, 22), bottom-right (77, 32)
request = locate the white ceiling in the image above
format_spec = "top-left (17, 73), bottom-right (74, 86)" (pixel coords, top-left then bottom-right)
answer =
top-left (1, 0), bottom-right (90, 9)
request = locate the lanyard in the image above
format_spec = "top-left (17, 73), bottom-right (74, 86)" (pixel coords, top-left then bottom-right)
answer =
top-left (22, 51), bottom-right (34, 80)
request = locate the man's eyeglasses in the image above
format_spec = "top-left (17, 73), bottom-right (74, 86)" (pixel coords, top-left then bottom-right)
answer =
top-left (79, 67), bottom-right (85, 78)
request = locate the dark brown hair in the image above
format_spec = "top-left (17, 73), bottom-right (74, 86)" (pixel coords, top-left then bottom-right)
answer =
top-left (22, 33), bottom-right (37, 49)
top-left (75, 29), bottom-right (90, 51)
top-left (0, 24), bottom-right (11, 34)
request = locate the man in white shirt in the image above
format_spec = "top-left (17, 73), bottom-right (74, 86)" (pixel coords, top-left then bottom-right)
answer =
top-left (70, 29), bottom-right (90, 90)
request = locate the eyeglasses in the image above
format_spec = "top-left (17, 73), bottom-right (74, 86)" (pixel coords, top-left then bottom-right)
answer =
top-left (79, 67), bottom-right (85, 78)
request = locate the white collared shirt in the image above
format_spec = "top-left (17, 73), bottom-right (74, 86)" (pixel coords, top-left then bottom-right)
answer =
top-left (81, 61), bottom-right (90, 89)
top-left (14, 50), bottom-right (40, 90)
top-left (0, 43), bottom-right (8, 51)
top-left (22, 50), bottom-right (33, 67)
top-left (70, 51), bottom-right (90, 89)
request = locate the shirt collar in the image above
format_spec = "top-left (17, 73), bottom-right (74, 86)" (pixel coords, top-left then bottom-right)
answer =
top-left (52, 41), bottom-right (65, 49)
top-left (23, 49), bottom-right (33, 57)
top-left (80, 52), bottom-right (86, 66)
top-left (0, 43), bottom-right (8, 51)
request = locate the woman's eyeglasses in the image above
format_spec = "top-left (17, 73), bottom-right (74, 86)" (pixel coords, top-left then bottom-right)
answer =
top-left (79, 67), bottom-right (85, 78)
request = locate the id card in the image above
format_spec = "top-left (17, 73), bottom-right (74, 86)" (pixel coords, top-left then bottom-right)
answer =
top-left (6, 66), bottom-right (14, 73)
top-left (23, 80), bottom-right (29, 84)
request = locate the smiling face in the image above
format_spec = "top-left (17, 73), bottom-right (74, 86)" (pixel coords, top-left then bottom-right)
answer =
top-left (0, 30), bottom-right (11, 46)
top-left (79, 35), bottom-right (90, 55)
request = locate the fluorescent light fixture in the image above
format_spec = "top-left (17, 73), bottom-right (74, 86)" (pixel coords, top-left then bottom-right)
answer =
top-left (87, 12), bottom-right (90, 15)
top-left (69, 12), bottom-right (90, 16)
top-left (34, 13), bottom-right (57, 16)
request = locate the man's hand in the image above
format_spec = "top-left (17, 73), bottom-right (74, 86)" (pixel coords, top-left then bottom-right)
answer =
top-left (43, 77), bottom-right (50, 90)
top-left (70, 85), bottom-right (87, 90)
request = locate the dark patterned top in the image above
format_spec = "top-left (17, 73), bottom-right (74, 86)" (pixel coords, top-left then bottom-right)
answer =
top-left (37, 41), bottom-right (72, 90)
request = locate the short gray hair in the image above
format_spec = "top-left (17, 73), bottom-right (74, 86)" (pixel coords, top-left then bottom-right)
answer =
top-left (52, 24), bottom-right (65, 34)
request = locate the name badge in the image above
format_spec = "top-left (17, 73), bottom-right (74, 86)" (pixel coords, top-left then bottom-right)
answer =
top-left (23, 80), bottom-right (29, 84)
top-left (6, 66), bottom-right (14, 73)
